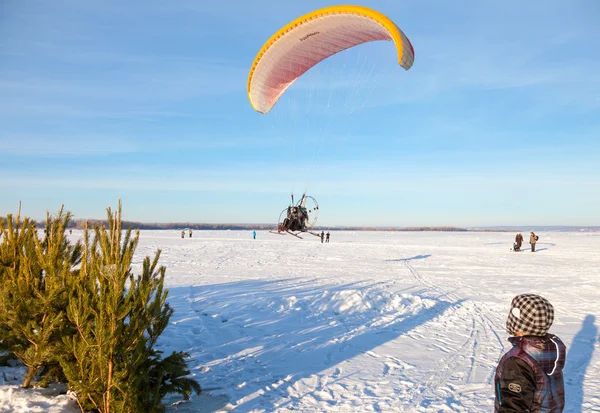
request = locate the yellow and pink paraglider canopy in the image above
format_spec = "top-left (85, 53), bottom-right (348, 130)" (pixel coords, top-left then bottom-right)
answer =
top-left (247, 5), bottom-right (415, 114)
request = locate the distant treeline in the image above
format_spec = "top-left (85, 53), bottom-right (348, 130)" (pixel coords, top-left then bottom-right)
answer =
top-left (4, 217), bottom-right (596, 232)
top-left (0, 218), bottom-right (469, 231)
top-left (45, 219), bottom-right (471, 232)
top-left (317, 226), bottom-right (469, 232)
top-left (67, 220), bottom-right (277, 230)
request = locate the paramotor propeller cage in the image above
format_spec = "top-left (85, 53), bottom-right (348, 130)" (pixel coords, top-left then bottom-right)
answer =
top-left (301, 196), bottom-right (319, 229)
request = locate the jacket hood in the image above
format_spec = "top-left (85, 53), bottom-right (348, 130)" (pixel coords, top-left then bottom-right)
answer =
top-left (508, 334), bottom-right (566, 376)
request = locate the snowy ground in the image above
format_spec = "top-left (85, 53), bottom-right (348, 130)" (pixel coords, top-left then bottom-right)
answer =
top-left (1, 230), bottom-right (599, 412)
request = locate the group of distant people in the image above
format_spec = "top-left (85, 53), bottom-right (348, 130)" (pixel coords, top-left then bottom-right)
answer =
top-left (513, 231), bottom-right (539, 252)
top-left (177, 228), bottom-right (332, 242)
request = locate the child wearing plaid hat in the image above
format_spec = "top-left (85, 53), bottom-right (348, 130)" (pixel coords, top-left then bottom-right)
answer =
top-left (494, 294), bottom-right (566, 412)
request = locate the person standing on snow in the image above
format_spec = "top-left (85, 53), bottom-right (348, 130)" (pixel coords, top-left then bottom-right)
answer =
top-left (529, 231), bottom-right (538, 252)
top-left (515, 233), bottom-right (523, 251)
top-left (494, 293), bottom-right (565, 412)
top-left (320, 231), bottom-right (324, 243)
top-left (189, 229), bottom-right (193, 238)
top-left (252, 230), bottom-right (256, 240)
top-left (326, 232), bottom-right (330, 243)
top-left (181, 230), bottom-right (185, 239)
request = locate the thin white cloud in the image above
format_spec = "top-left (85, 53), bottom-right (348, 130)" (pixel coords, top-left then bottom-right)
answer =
top-left (2, 170), bottom-right (598, 200)
top-left (0, 135), bottom-right (139, 156)
top-left (0, 132), bottom-right (283, 156)
top-left (2, 150), bottom-right (598, 195)
top-left (0, 60), bottom-right (246, 101)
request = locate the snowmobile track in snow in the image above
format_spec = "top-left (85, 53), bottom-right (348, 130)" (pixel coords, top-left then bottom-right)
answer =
top-left (402, 261), bottom-right (505, 408)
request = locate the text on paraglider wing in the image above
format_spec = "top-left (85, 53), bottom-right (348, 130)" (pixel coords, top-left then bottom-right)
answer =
top-left (299, 31), bottom-right (320, 41)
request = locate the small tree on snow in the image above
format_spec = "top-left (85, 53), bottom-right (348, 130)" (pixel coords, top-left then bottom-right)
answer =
top-left (60, 201), bottom-right (200, 413)
top-left (0, 207), bottom-right (82, 388)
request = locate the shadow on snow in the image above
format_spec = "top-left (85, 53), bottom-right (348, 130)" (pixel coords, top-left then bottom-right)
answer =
top-left (161, 278), bottom-right (460, 412)
top-left (565, 314), bottom-right (597, 413)
top-left (385, 254), bottom-right (432, 262)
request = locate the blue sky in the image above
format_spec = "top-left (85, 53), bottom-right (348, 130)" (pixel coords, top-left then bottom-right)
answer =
top-left (1, 0), bottom-right (599, 227)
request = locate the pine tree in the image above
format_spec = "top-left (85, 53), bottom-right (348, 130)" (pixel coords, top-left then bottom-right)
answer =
top-left (60, 201), bottom-right (200, 413)
top-left (0, 212), bottom-right (37, 358)
top-left (0, 207), bottom-right (82, 387)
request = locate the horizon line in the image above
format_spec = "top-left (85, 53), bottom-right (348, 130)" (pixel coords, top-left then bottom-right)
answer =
top-left (26, 218), bottom-right (600, 232)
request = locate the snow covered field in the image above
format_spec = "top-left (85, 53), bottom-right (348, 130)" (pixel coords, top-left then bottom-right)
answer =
top-left (1, 230), bottom-right (599, 412)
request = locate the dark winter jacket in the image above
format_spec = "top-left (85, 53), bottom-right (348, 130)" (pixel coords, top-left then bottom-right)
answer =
top-left (515, 234), bottom-right (523, 247)
top-left (494, 334), bottom-right (566, 413)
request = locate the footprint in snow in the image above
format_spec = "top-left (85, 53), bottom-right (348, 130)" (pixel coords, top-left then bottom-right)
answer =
top-left (325, 351), bottom-right (332, 365)
top-left (363, 388), bottom-right (377, 397)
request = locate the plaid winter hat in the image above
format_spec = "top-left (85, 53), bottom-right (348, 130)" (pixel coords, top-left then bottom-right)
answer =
top-left (506, 294), bottom-right (554, 336)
